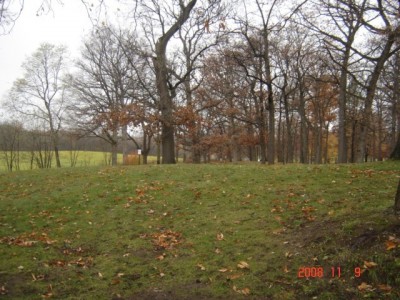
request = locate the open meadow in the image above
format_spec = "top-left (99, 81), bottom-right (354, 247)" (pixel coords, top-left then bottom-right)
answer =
top-left (0, 162), bottom-right (399, 299)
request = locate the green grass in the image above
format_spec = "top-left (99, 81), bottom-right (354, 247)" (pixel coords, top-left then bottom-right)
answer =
top-left (0, 151), bottom-right (158, 171)
top-left (0, 162), bottom-right (399, 299)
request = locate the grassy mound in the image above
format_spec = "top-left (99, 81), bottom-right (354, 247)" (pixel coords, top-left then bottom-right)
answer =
top-left (0, 162), bottom-right (399, 299)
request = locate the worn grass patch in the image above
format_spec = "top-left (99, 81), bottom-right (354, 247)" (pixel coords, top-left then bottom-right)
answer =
top-left (0, 162), bottom-right (399, 299)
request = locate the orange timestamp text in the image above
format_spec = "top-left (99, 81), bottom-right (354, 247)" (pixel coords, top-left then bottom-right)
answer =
top-left (297, 266), bottom-right (362, 278)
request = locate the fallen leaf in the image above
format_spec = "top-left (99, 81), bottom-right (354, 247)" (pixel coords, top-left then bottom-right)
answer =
top-left (0, 286), bottom-right (7, 295)
top-left (216, 233), bottom-right (224, 241)
top-left (358, 282), bottom-right (374, 292)
top-left (363, 261), bottom-right (378, 268)
top-left (215, 248), bottom-right (221, 254)
top-left (237, 261), bottom-right (249, 269)
top-left (283, 265), bottom-right (289, 273)
top-left (227, 273), bottom-right (242, 280)
top-left (197, 263), bottom-right (206, 270)
top-left (218, 268), bottom-right (229, 272)
top-left (377, 284), bottom-right (392, 292)
top-left (98, 272), bottom-right (103, 278)
top-left (233, 285), bottom-right (250, 295)
top-left (385, 240), bottom-right (397, 251)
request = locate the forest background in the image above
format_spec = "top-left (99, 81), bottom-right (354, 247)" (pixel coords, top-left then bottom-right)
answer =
top-left (0, 0), bottom-right (400, 170)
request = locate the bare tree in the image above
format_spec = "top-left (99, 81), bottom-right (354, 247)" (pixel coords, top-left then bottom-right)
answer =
top-left (0, 121), bottom-right (22, 171)
top-left (131, 0), bottom-right (226, 164)
top-left (8, 43), bottom-right (67, 168)
top-left (0, 0), bottom-right (65, 34)
top-left (68, 26), bottom-right (135, 166)
top-left (301, 0), bottom-right (367, 163)
top-left (356, 0), bottom-right (400, 162)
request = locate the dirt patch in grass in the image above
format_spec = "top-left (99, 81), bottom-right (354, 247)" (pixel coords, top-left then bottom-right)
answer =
top-left (0, 272), bottom-right (40, 298)
top-left (126, 282), bottom-right (227, 300)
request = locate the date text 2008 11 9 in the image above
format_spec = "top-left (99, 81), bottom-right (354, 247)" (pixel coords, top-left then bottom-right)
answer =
top-left (297, 266), bottom-right (362, 278)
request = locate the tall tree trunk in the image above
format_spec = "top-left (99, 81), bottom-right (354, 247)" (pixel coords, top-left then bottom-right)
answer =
top-left (151, 0), bottom-right (197, 164)
top-left (299, 86), bottom-right (309, 164)
top-left (338, 62), bottom-right (348, 163)
top-left (357, 31), bottom-right (397, 162)
top-left (111, 129), bottom-right (118, 166)
top-left (395, 179), bottom-right (400, 213)
top-left (153, 52), bottom-right (176, 164)
top-left (391, 133), bottom-right (400, 159)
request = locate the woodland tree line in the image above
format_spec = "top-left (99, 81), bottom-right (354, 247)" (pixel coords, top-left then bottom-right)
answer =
top-left (1, 0), bottom-right (400, 168)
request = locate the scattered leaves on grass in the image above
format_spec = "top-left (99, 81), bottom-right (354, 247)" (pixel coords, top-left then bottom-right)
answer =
top-left (0, 232), bottom-right (56, 247)
top-left (48, 257), bottom-right (93, 268)
top-left (146, 230), bottom-right (182, 250)
top-left (302, 206), bottom-right (317, 222)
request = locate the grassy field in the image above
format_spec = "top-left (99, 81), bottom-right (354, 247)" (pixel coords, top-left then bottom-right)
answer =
top-left (0, 151), bottom-right (157, 171)
top-left (0, 162), bottom-right (399, 299)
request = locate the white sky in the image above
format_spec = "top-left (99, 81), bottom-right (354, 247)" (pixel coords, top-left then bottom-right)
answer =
top-left (0, 0), bottom-right (93, 105)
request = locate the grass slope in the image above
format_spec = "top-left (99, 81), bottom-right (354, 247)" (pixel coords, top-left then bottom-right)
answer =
top-left (0, 162), bottom-right (399, 299)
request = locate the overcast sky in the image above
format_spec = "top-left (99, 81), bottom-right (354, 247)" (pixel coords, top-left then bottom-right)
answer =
top-left (0, 0), bottom-right (93, 105)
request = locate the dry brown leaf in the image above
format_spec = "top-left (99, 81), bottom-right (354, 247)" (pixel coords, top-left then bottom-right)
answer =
top-left (283, 265), bottom-right (289, 273)
top-left (218, 268), bottom-right (229, 272)
top-left (363, 261), bottom-right (378, 268)
top-left (197, 263), bottom-right (206, 271)
top-left (216, 233), bottom-right (224, 241)
top-left (385, 240), bottom-right (397, 251)
top-left (227, 273), bottom-right (242, 280)
top-left (0, 285), bottom-right (7, 295)
top-left (285, 252), bottom-right (293, 258)
top-left (233, 286), bottom-right (250, 295)
top-left (377, 284), bottom-right (392, 292)
top-left (358, 282), bottom-right (374, 291)
top-left (237, 261), bottom-right (249, 269)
